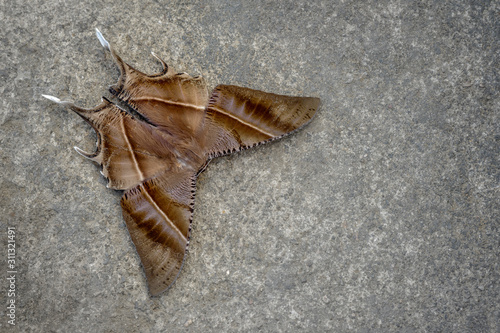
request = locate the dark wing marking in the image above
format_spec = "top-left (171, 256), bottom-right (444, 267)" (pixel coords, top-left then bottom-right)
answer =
top-left (205, 85), bottom-right (320, 157)
top-left (121, 171), bottom-right (196, 296)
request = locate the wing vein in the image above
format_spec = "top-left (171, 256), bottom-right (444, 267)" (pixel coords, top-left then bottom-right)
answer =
top-left (208, 105), bottom-right (275, 138)
top-left (120, 117), bottom-right (144, 180)
top-left (133, 96), bottom-right (205, 111)
top-left (139, 184), bottom-right (188, 243)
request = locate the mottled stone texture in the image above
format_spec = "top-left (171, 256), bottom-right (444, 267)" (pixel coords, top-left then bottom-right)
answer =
top-left (1, 0), bottom-right (498, 332)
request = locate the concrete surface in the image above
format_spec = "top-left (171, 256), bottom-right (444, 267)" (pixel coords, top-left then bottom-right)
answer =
top-left (1, 0), bottom-right (498, 332)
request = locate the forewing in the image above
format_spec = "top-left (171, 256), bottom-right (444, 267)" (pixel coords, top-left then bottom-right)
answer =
top-left (121, 171), bottom-right (196, 296)
top-left (107, 48), bottom-right (209, 140)
top-left (68, 99), bottom-right (180, 190)
top-left (205, 85), bottom-right (320, 156)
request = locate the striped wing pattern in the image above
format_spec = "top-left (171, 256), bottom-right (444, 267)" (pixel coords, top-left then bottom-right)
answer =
top-left (50, 31), bottom-right (320, 296)
top-left (121, 171), bottom-right (195, 296)
top-left (206, 85), bottom-right (320, 156)
top-left (67, 99), bottom-right (182, 190)
top-left (108, 50), bottom-right (209, 138)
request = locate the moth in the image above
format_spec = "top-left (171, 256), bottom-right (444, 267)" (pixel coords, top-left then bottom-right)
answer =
top-left (43, 29), bottom-right (320, 296)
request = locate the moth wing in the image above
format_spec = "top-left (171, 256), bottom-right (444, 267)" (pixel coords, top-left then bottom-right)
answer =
top-left (66, 99), bottom-right (178, 190)
top-left (204, 85), bottom-right (320, 157)
top-left (106, 46), bottom-right (209, 139)
top-left (121, 170), bottom-right (196, 296)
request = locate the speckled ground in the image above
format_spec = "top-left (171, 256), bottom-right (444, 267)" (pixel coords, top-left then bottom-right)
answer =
top-left (1, 1), bottom-right (499, 332)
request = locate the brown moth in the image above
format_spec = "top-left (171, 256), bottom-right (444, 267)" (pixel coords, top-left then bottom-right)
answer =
top-left (43, 29), bottom-right (320, 296)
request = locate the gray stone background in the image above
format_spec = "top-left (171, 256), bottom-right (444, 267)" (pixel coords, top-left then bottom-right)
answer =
top-left (1, 0), bottom-right (498, 332)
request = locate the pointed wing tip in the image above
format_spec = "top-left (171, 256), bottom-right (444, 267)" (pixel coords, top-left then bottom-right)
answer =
top-left (74, 145), bottom-right (90, 156)
top-left (147, 279), bottom-right (176, 297)
top-left (150, 51), bottom-right (170, 75)
top-left (42, 94), bottom-right (75, 108)
top-left (148, 288), bottom-right (164, 297)
top-left (150, 51), bottom-right (164, 63)
top-left (309, 96), bottom-right (321, 110)
top-left (74, 146), bottom-right (100, 163)
top-left (42, 94), bottom-right (61, 103)
top-left (95, 28), bottom-right (110, 50)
